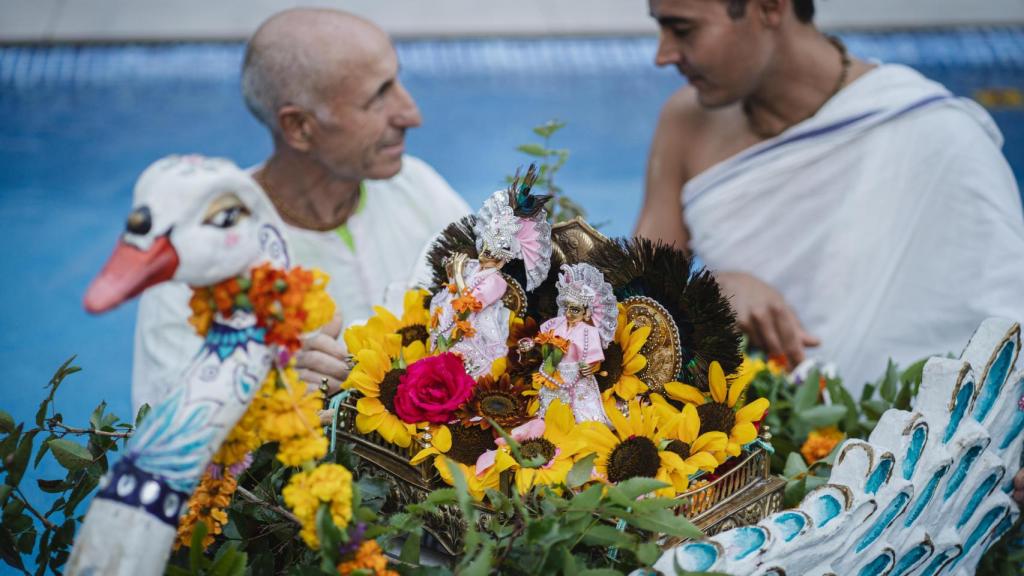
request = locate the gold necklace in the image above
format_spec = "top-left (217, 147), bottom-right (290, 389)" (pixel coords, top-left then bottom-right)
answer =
top-left (255, 171), bottom-right (362, 232)
top-left (746, 34), bottom-right (851, 140)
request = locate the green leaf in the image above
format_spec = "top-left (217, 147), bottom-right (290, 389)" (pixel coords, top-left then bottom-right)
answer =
top-left (134, 403), bottom-right (151, 429)
top-left (0, 525), bottom-right (25, 571)
top-left (783, 452), bottom-right (808, 478)
top-left (566, 484), bottom-right (602, 512)
top-left (47, 439), bottom-right (93, 471)
top-left (567, 452), bottom-right (597, 488)
top-left (577, 569), bottom-right (625, 576)
top-left (797, 405), bottom-right (848, 428)
top-left (189, 520), bottom-right (209, 571)
top-left (783, 477), bottom-right (807, 508)
top-left (613, 477), bottom-right (671, 502)
top-left (618, 508), bottom-right (703, 539)
top-left (879, 360), bottom-right (899, 403)
top-left (636, 541), bottom-right (661, 565)
top-left (316, 504), bottom-right (342, 566)
top-left (581, 524), bottom-right (637, 548)
top-left (36, 478), bottom-right (70, 494)
top-left (793, 369), bottom-right (821, 411)
top-left (516, 144), bottom-right (549, 158)
top-left (5, 430), bottom-right (37, 487)
top-left (0, 411), bottom-right (13, 435)
top-left (209, 542), bottom-right (248, 576)
top-left (424, 488), bottom-right (458, 506)
top-left (400, 526), bottom-right (422, 564)
top-left (459, 540), bottom-right (495, 576)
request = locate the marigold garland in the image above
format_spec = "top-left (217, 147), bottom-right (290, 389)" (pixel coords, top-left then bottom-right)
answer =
top-left (175, 470), bottom-right (238, 551)
top-left (188, 263), bottom-right (335, 354)
top-left (282, 463), bottom-right (354, 549)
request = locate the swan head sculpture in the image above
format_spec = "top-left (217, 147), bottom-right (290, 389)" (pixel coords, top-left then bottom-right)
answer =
top-left (84, 155), bottom-right (282, 313)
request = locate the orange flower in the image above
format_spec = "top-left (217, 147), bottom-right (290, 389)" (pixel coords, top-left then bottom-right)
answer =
top-left (800, 426), bottom-right (845, 464)
top-left (188, 288), bottom-right (215, 336)
top-left (455, 319), bottom-right (477, 339)
top-left (337, 540), bottom-right (398, 576)
top-left (534, 331), bottom-right (569, 353)
top-left (175, 470), bottom-right (238, 551)
top-left (452, 292), bottom-right (483, 314)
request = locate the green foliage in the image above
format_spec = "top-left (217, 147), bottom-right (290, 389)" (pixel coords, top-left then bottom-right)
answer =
top-left (509, 120), bottom-right (586, 223)
top-left (382, 457), bottom-right (709, 576)
top-left (0, 356), bottom-right (136, 575)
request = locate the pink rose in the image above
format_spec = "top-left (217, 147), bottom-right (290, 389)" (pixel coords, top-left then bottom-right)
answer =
top-left (394, 353), bottom-right (474, 424)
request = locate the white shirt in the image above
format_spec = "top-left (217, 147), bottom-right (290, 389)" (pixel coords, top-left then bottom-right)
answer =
top-left (132, 155), bottom-right (470, 411)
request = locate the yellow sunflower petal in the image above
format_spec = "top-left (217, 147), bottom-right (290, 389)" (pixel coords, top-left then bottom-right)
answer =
top-left (623, 326), bottom-right (650, 360)
top-left (735, 398), bottom-right (770, 425)
top-left (727, 371), bottom-right (752, 408)
top-left (709, 361), bottom-right (727, 404)
top-left (731, 421), bottom-right (758, 446)
top-left (356, 397), bottom-right (385, 415)
top-left (614, 375), bottom-right (649, 401)
top-left (680, 403), bottom-right (700, 443)
top-left (355, 412), bottom-right (387, 434)
top-left (690, 431), bottom-right (728, 454)
top-left (665, 382), bottom-right (708, 405)
top-left (433, 425), bottom-right (452, 452)
top-left (685, 451), bottom-right (720, 473)
top-left (410, 446), bottom-right (440, 465)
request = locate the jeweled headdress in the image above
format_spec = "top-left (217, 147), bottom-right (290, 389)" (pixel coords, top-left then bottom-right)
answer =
top-left (472, 166), bottom-right (553, 291)
top-left (555, 263), bottom-right (617, 348)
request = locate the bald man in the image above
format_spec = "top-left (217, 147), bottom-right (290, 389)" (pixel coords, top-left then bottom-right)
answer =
top-left (132, 9), bottom-right (469, 409)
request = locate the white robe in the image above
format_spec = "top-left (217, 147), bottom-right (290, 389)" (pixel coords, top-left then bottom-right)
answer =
top-left (684, 64), bottom-right (1024, 393)
top-left (132, 155), bottom-right (470, 412)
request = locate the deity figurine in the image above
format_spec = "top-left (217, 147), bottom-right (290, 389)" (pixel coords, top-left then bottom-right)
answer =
top-left (526, 263), bottom-right (618, 424)
top-left (429, 169), bottom-right (552, 376)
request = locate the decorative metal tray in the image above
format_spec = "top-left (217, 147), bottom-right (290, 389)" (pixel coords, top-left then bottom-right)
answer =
top-left (333, 401), bottom-right (785, 555)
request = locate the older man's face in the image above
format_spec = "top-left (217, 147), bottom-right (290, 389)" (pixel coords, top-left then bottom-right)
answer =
top-left (313, 42), bottom-right (421, 180)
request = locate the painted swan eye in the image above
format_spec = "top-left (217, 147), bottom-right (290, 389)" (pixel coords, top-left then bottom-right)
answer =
top-left (203, 193), bottom-right (251, 228)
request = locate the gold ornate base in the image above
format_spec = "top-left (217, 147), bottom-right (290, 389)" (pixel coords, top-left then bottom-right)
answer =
top-left (335, 402), bottom-right (785, 555)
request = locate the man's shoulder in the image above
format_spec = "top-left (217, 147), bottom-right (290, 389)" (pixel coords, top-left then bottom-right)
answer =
top-left (659, 86), bottom-right (749, 177)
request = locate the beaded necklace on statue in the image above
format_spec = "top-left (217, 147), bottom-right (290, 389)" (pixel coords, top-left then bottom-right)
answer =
top-left (745, 35), bottom-right (851, 140)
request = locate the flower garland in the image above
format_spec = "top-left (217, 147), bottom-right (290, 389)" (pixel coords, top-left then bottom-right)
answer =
top-left (178, 263), bottom-right (353, 552)
top-left (188, 263), bottom-right (334, 354)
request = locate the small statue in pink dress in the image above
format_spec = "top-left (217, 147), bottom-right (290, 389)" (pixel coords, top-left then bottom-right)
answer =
top-left (526, 263), bottom-right (618, 424)
top-left (430, 168), bottom-right (552, 376)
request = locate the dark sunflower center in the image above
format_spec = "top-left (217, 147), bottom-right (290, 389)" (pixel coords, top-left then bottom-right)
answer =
top-left (520, 438), bottom-right (557, 464)
top-left (606, 436), bottom-right (660, 483)
top-left (397, 324), bottom-right (429, 347)
top-left (379, 369), bottom-right (404, 413)
top-left (665, 439), bottom-right (692, 460)
top-left (697, 402), bottom-right (736, 436)
top-left (446, 424), bottom-right (497, 466)
top-left (595, 342), bottom-right (625, 393)
top-left (479, 392), bottom-right (517, 419)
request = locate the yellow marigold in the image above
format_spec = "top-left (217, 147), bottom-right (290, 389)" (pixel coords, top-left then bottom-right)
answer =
top-left (800, 426), bottom-right (845, 464)
top-left (337, 540), bottom-right (399, 576)
top-left (213, 400), bottom-right (263, 466)
top-left (258, 366), bottom-right (327, 466)
top-left (302, 270), bottom-right (335, 332)
top-left (175, 471), bottom-right (238, 551)
top-left (188, 288), bottom-right (215, 336)
top-left (282, 463), bottom-right (353, 549)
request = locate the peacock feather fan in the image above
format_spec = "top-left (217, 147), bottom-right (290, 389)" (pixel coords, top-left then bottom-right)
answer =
top-left (587, 237), bottom-right (743, 391)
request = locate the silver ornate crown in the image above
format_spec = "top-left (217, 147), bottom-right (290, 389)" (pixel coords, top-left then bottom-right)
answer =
top-left (474, 190), bottom-right (520, 262)
top-left (555, 263), bottom-right (618, 348)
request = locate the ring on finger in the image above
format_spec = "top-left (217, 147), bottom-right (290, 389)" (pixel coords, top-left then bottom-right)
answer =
top-left (319, 377), bottom-right (330, 394)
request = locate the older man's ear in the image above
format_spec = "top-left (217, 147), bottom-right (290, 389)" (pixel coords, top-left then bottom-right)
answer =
top-left (277, 105), bottom-right (316, 152)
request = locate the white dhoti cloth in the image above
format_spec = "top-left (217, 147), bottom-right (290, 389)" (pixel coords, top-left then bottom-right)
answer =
top-left (684, 64), bottom-right (1024, 394)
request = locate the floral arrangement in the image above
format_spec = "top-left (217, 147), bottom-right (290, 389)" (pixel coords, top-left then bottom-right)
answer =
top-left (339, 177), bottom-right (770, 505)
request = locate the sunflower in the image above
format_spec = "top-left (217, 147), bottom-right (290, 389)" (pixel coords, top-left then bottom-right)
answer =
top-left (456, 373), bottom-right (535, 430)
top-left (663, 361), bottom-right (770, 460)
top-left (596, 305), bottom-right (651, 402)
top-left (649, 396), bottom-right (727, 477)
top-left (507, 400), bottom-right (585, 493)
top-left (577, 399), bottom-right (693, 496)
top-left (410, 424), bottom-right (510, 500)
top-left (349, 341), bottom-right (428, 447)
top-left (344, 289), bottom-right (431, 357)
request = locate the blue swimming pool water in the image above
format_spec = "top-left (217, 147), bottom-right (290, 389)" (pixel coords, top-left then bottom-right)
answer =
top-left (0, 30), bottom-right (1022, 562)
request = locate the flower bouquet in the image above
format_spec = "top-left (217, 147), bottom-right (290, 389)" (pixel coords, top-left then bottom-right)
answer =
top-left (334, 167), bottom-right (785, 552)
